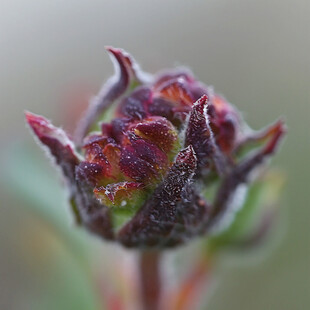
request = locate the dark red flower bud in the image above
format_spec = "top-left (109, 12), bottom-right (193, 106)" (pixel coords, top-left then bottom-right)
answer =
top-left (25, 47), bottom-right (286, 249)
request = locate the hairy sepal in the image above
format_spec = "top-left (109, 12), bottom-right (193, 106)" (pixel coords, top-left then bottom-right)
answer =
top-left (117, 145), bottom-right (198, 248)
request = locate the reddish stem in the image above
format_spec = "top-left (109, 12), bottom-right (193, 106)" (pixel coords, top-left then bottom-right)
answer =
top-left (139, 250), bottom-right (162, 310)
top-left (169, 256), bottom-right (212, 310)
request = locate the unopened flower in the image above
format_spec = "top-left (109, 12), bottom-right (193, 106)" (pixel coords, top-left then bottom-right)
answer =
top-left (25, 47), bottom-right (285, 248)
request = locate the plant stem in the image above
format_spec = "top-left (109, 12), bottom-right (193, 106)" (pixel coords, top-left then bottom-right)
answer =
top-left (173, 259), bottom-right (211, 310)
top-left (168, 253), bottom-right (213, 310)
top-left (139, 250), bottom-right (161, 310)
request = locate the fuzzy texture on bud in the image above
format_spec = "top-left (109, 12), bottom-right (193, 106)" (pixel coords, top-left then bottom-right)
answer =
top-left (26, 47), bottom-right (286, 248)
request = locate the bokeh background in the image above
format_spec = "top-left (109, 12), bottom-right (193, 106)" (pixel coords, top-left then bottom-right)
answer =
top-left (0, 1), bottom-right (309, 309)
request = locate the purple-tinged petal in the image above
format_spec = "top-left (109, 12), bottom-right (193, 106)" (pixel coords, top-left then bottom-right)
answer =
top-left (119, 135), bottom-right (168, 184)
top-left (83, 135), bottom-right (122, 180)
top-left (133, 116), bottom-right (179, 156)
top-left (217, 118), bottom-right (237, 153)
top-left (119, 147), bottom-right (157, 183)
top-left (208, 93), bottom-right (241, 154)
top-left (118, 86), bottom-right (151, 120)
top-left (147, 97), bottom-right (174, 119)
top-left (74, 47), bottom-right (151, 146)
top-left (75, 162), bottom-right (105, 187)
top-left (127, 134), bottom-right (166, 165)
top-left (154, 68), bottom-right (210, 104)
top-left (185, 95), bottom-right (227, 175)
top-left (154, 68), bottom-right (195, 87)
top-left (100, 123), bottom-right (113, 137)
top-left (155, 77), bottom-right (194, 107)
top-left (25, 111), bottom-right (79, 180)
top-left (83, 134), bottom-right (110, 147)
top-left (106, 118), bottom-right (130, 143)
top-left (102, 143), bottom-right (122, 180)
top-left (84, 142), bottom-right (110, 167)
top-left (117, 145), bottom-right (197, 247)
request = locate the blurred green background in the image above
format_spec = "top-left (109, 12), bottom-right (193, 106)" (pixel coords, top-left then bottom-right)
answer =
top-left (0, 1), bottom-right (309, 309)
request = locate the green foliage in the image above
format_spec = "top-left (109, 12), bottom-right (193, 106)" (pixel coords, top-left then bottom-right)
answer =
top-left (2, 142), bottom-right (101, 310)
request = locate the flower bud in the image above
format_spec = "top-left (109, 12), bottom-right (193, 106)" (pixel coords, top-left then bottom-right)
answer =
top-left (26, 47), bottom-right (286, 248)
